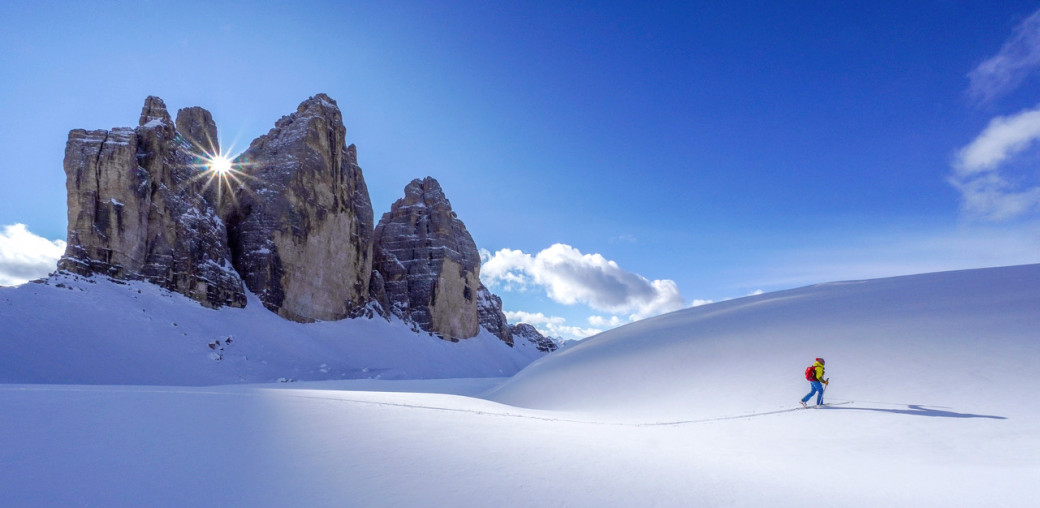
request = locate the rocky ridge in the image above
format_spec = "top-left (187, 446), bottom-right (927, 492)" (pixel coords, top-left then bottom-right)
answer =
top-left (57, 94), bottom-right (555, 350)
top-left (477, 285), bottom-right (514, 346)
top-left (509, 323), bottom-right (560, 353)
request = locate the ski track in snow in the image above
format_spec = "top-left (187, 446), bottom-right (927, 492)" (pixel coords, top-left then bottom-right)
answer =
top-left (259, 392), bottom-right (864, 427)
top-left (294, 396), bottom-right (864, 426)
top-left (273, 395), bottom-right (1000, 427)
top-left (0, 384), bottom-right (867, 427)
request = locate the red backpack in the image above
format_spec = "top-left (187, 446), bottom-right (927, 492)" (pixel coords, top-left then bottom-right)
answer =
top-left (805, 365), bottom-right (817, 381)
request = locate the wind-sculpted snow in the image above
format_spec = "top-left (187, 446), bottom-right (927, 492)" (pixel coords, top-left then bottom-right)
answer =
top-left (487, 264), bottom-right (1040, 421)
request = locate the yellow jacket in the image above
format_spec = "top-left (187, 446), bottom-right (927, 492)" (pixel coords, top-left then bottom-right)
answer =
top-left (813, 361), bottom-right (826, 382)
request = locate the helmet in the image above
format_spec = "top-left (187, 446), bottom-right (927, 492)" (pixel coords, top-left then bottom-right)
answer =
top-left (816, 357), bottom-right (825, 365)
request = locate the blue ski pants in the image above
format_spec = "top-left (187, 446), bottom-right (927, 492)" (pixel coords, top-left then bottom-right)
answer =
top-left (802, 380), bottom-right (824, 405)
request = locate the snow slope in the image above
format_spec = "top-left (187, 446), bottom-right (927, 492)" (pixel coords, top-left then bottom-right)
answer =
top-left (1, 265), bottom-right (1037, 506)
top-left (0, 273), bottom-right (545, 384)
top-left (489, 263), bottom-right (1040, 421)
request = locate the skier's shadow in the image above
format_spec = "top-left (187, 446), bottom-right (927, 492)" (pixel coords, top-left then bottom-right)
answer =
top-left (823, 404), bottom-right (1006, 420)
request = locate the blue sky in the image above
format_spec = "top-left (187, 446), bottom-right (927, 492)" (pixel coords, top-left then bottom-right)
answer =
top-left (2, 1), bottom-right (1039, 340)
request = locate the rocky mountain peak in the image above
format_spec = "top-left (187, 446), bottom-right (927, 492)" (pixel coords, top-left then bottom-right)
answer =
top-left (297, 92), bottom-right (340, 117)
top-left (372, 176), bottom-right (482, 340)
top-left (175, 106), bottom-right (219, 155)
top-left (389, 177), bottom-right (480, 268)
top-left (403, 176), bottom-right (446, 203)
top-left (225, 94), bottom-right (374, 322)
top-left (59, 95), bottom-right (245, 309)
top-left (57, 93), bottom-right (551, 353)
top-left (252, 93), bottom-right (344, 157)
top-left (509, 323), bottom-right (559, 353)
top-left (138, 96), bottom-right (175, 137)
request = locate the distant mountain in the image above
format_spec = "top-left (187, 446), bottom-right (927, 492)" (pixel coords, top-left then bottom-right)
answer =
top-left (45, 93), bottom-right (554, 376)
top-left (0, 93), bottom-right (559, 384)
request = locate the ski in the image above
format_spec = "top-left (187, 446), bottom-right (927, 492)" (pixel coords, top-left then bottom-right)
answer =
top-left (799, 401), bottom-right (852, 409)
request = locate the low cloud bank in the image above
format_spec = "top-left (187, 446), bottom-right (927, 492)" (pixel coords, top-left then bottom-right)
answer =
top-left (0, 224), bottom-right (65, 286)
top-left (482, 243), bottom-right (685, 321)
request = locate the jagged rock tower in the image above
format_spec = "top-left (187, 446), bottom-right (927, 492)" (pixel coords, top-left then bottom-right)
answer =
top-left (372, 177), bottom-right (484, 340)
top-left (223, 94), bottom-right (375, 322)
top-left (59, 97), bottom-right (246, 308)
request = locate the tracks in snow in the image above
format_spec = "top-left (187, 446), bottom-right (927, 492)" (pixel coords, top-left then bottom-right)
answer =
top-left (285, 391), bottom-right (857, 427)
top-left (0, 385), bottom-right (855, 427)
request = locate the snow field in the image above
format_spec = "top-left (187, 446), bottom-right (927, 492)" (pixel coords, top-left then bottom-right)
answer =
top-left (0, 378), bottom-right (1031, 507)
top-left (1, 264), bottom-right (1038, 506)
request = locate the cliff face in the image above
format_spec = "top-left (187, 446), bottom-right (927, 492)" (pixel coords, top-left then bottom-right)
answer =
top-left (477, 284), bottom-right (513, 346)
top-left (58, 96), bottom-right (245, 308)
top-left (372, 177), bottom-right (482, 340)
top-left (58, 94), bottom-right (543, 347)
top-left (224, 94), bottom-right (375, 322)
top-left (175, 106), bottom-right (220, 156)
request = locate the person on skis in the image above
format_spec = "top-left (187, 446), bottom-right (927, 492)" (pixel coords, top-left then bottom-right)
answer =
top-left (801, 357), bottom-right (828, 407)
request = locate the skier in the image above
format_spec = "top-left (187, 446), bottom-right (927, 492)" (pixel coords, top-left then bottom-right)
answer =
top-left (800, 357), bottom-right (828, 407)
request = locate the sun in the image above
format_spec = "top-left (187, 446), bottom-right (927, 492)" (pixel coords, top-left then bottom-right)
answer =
top-left (184, 141), bottom-right (257, 207)
top-left (209, 154), bottom-right (233, 175)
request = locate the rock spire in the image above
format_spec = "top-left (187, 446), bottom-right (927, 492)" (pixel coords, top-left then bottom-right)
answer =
top-left (223, 94), bottom-right (375, 322)
top-left (372, 177), bottom-right (482, 340)
top-left (59, 96), bottom-right (245, 308)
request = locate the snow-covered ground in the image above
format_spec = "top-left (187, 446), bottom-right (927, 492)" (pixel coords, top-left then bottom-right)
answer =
top-left (0, 273), bottom-right (544, 384)
top-left (1, 265), bottom-right (1038, 506)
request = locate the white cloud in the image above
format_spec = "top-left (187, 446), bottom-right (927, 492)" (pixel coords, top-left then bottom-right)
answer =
top-left (955, 106), bottom-right (1040, 174)
top-left (951, 105), bottom-right (1040, 221)
top-left (504, 310), bottom-right (565, 327)
top-left (950, 172), bottom-right (1040, 221)
top-left (0, 224), bottom-right (66, 286)
top-left (968, 8), bottom-right (1040, 103)
top-left (482, 243), bottom-right (685, 320)
top-left (588, 315), bottom-right (624, 328)
top-left (553, 325), bottom-right (603, 340)
top-left (480, 248), bottom-right (534, 290)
